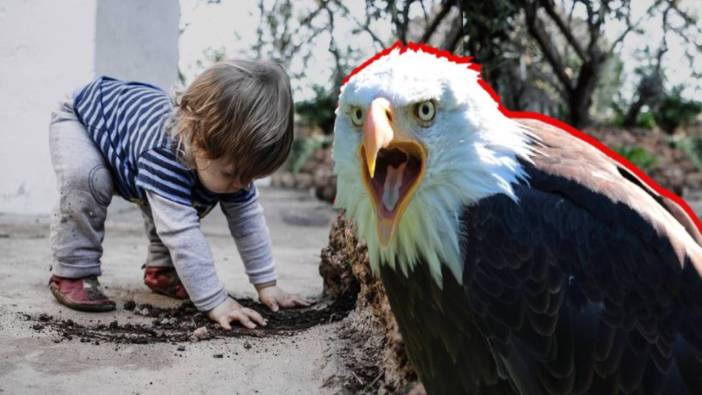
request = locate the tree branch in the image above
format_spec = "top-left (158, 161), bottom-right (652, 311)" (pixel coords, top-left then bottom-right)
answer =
top-left (540, 0), bottom-right (586, 61)
top-left (324, 5), bottom-right (345, 88)
top-left (420, 0), bottom-right (455, 43)
top-left (441, 14), bottom-right (463, 52)
top-left (523, 2), bottom-right (573, 91)
top-left (333, 0), bottom-right (386, 48)
top-left (418, 0), bottom-right (430, 24)
top-left (399, 0), bottom-right (414, 43)
top-left (607, 0), bottom-right (665, 54)
top-left (533, 65), bottom-right (568, 99)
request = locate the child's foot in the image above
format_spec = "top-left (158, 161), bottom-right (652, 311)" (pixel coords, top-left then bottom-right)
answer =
top-left (143, 267), bottom-right (189, 300)
top-left (48, 275), bottom-right (116, 312)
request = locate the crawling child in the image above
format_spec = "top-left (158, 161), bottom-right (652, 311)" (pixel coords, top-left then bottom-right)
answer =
top-left (47, 59), bottom-right (309, 329)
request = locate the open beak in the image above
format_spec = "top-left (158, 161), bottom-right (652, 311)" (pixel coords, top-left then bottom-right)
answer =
top-left (360, 97), bottom-right (426, 246)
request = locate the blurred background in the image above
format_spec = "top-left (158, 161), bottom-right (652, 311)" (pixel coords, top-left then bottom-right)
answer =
top-left (1, 0), bottom-right (701, 214)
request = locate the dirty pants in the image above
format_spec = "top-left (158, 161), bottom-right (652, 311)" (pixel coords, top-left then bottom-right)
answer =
top-left (48, 95), bottom-right (172, 278)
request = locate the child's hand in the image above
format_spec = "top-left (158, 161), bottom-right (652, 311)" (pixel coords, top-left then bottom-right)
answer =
top-left (207, 297), bottom-right (266, 330)
top-left (256, 282), bottom-right (311, 312)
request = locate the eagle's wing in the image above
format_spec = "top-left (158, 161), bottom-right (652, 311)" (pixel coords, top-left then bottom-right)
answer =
top-left (461, 119), bottom-right (702, 394)
top-left (517, 117), bottom-right (702, 265)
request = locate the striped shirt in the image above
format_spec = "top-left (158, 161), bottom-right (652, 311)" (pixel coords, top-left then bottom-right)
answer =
top-left (73, 76), bottom-right (255, 215)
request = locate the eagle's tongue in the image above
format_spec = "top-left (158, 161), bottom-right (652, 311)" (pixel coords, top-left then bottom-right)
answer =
top-left (382, 162), bottom-right (406, 212)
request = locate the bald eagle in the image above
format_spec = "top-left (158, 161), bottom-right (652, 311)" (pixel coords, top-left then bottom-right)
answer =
top-left (332, 42), bottom-right (702, 394)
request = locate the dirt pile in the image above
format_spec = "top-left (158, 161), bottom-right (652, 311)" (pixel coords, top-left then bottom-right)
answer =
top-left (25, 296), bottom-right (355, 345)
top-left (320, 211), bottom-right (417, 394)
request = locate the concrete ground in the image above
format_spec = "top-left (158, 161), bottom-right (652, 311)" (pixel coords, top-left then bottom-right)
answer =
top-left (0, 186), bottom-right (348, 395)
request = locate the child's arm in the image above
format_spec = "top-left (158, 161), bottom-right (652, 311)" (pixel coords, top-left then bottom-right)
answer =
top-left (218, 186), bottom-right (276, 285)
top-left (219, 185), bottom-right (310, 311)
top-left (146, 190), bottom-right (266, 328)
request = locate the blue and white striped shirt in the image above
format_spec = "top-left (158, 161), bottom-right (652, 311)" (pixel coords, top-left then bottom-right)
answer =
top-left (73, 76), bottom-right (254, 215)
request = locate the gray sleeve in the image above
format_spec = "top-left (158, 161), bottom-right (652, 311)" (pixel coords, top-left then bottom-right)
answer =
top-left (219, 187), bottom-right (277, 285)
top-left (146, 190), bottom-right (228, 312)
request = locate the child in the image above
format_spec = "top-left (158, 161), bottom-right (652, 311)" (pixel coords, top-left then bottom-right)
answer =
top-left (47, 59), bottom-right (309, 329)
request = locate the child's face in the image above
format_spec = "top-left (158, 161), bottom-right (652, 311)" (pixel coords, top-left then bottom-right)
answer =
top-left (194, 155), bottom-right (249, 194)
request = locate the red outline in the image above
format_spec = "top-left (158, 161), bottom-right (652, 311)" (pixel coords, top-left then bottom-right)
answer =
top-left (341, 40), bottom-right (702, 234)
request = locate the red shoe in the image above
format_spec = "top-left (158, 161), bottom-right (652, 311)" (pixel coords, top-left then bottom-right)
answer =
top-left (49, 275), bottom-right (116, 312)
top-left (143, 267), bottom-right (189, 300)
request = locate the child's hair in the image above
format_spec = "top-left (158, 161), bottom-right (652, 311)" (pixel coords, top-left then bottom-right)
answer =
top-left (170, 59), bottom-right (294, 183)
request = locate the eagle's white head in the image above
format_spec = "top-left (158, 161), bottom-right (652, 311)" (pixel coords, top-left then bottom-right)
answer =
top-left (332, 43), bottom-right (532, 287)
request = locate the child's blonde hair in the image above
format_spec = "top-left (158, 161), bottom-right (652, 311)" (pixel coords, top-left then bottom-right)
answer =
top-left (171, 59), bottom-right (294, 184)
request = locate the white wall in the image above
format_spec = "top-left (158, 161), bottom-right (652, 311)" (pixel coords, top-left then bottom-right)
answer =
top-left (95, 0), bottom-right (179, 91)
top-left (0, 0), bottom-right (96, 215)
top-left (0, 0), bottom-right (179, 214)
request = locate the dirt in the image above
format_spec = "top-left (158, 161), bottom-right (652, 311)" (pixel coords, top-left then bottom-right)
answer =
top-left (0, 186), bottom-right (348, 394)
top-left (23, 294), bottom-right (355, 345)
top-left (319, 211), bottom-right (419, 394)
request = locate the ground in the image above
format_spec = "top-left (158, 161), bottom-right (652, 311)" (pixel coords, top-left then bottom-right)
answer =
top-left (4, 162), bottom-right (702, 395)
top-left (0, 185), bottom-right (352, 395)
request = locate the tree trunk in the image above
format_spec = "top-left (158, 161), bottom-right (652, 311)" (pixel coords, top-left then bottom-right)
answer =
top-left (567, 57), bottom-right (602, 128)
top-left (622, 97), bottom-right (646, 127)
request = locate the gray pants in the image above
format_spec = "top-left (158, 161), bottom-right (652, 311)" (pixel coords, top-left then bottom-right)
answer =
top-left (49, 95), bottom-right (172, 278)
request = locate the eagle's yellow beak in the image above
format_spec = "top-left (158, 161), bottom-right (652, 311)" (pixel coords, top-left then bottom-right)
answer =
top-left (363, 98), bottom-right (395, 178)
top-left (361, 98), bottom-right (426, 247)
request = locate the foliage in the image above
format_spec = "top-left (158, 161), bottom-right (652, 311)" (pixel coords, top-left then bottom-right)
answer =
top-left (612, 109), bottom-right (656, 129)
top-left (654, 86), bottom-right (702, 134)
top-left (295, 85), bottom-right (337, 135)
top-left (636, 111), bottom-right (657, 129)
top-left (459, 1), bottom-right (521, 81)
top-left (619, 50), bottom-right (667, 127)
top-left (237, 0), bottom-right (701, 130)
top-left (612, 145), bottom-right (658, 172)
top-left (287, 136), bottom-right (329, 174)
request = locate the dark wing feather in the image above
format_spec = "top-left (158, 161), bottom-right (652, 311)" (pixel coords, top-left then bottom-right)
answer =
top-left (381, 259), bottom-right (519, 395)
top-left (457, 119), bottom-right (702, 394)
top-left (462, 182), bottom-right (702, 394)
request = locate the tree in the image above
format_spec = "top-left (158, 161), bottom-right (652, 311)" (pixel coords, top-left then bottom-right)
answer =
top-left (655, 85), bottom-right (702, 134)
top-left (295, 85), bottom-right (337, 134)
top-left (247, 0), bottom-right (700, 130)
top-left (621, 0), bottom-right (702, 128)
top-left (520, 0), bottom-right (702, 127)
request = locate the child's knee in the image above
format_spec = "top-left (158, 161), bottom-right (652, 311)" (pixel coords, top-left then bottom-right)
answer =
top-left (61, 164), bottom-right (114, 207)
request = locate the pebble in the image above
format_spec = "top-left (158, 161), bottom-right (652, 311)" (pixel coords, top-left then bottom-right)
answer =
top-left (190, 326), bottom-right (209, 342)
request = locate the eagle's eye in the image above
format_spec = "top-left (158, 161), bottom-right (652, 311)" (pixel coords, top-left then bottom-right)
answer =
top-left (350, 106), bottom-right (364, 127)
top-left (415, 100), bottom-right (436, 123)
